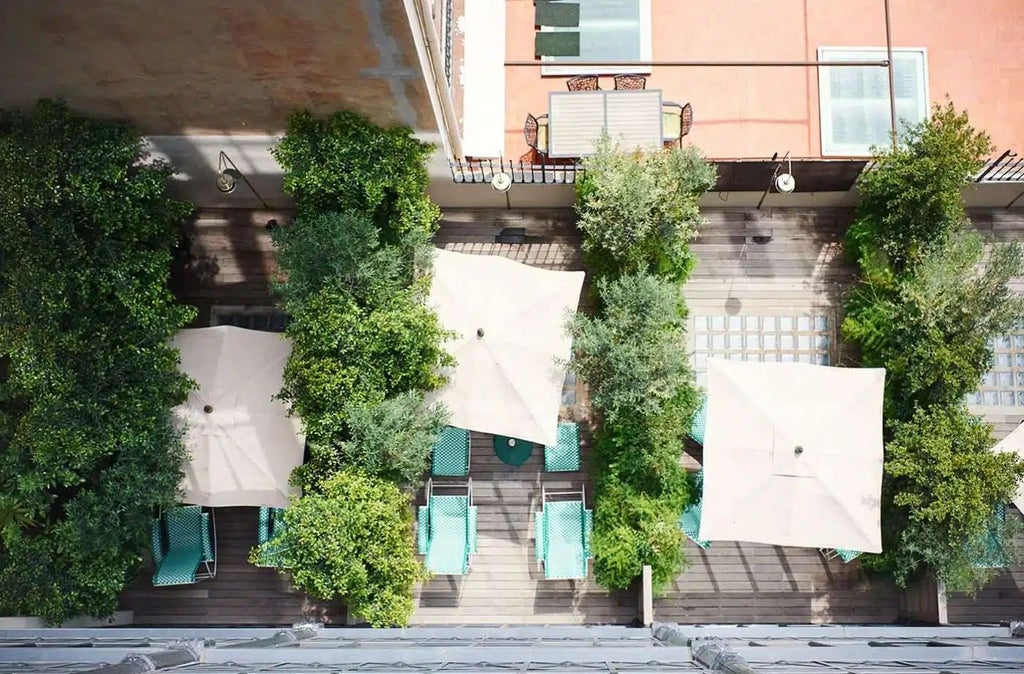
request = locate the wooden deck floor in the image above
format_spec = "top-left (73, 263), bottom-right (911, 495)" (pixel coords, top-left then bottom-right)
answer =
top-left (141, 205), bottom-right (1024, 626)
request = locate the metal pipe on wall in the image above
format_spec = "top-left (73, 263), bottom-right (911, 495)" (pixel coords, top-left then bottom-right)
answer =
top-left (884, 0), bottom-right (899, 148)
top-left (505, 60), bottom-right (889, 68)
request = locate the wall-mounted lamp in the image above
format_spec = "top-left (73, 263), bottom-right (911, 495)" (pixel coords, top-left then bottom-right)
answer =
top-left (757, 151), bottom-right (796, 209)
top-left (491, 170), bottom-right (512, 210)
top-left (216, 151), bottom-right (270, 209)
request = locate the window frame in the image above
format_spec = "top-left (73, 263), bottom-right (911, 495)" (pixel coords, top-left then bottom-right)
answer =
top-left (540, 0), bottom-right (653, 76)
top-left (817, 46), bottom-right (930, 157)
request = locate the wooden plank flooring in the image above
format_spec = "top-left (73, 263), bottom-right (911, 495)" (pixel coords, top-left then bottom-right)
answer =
top-left (150, 205), bottom-right (1024, 626)
top-left (120, 506), bottom-right (343, 625)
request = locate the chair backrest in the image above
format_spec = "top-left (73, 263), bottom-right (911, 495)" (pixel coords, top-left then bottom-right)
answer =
top-left (567, 75), bottom-right (599, 91)
top-left (164, 506), bottom-right (205, 556)
top-left (614, 74), bottom-right (646, 90)
top-left (680, 102), bottom-right (694, 138)
top-left (689, 397), bottom-right (708, 445)
top-left (543, 500), bottom-right (585, 553)
top-left (429, 495), bottom-right (471, 547)
top-left (524, 113), bottom-right (539, 149)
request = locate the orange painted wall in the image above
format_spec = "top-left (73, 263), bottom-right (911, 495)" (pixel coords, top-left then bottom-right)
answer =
top-left (504, 0), bottom-right (1024, 159)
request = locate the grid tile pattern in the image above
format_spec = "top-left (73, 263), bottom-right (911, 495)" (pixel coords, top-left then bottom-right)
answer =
top-left (692, 314), bottom-right (833, 387)
top-left (968, 333), bottom-right (1024, 407)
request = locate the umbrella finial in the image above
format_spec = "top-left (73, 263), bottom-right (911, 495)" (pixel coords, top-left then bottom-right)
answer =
top-left (794, 445), bottom-right (804, 456)
top-left (476, 328), bottom-right (485, 338)
top-left (203, 404), bottom-right (214, 414)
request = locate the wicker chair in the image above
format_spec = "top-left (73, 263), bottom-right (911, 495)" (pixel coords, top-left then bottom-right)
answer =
top-left (523, 113), bottom-right (550, 156)
top-left (566, 75), bottom-right (600, 91)
top-left (614, 74), bottom-right (646, 90)
top-left (662, 102), bottom-right (694, 147)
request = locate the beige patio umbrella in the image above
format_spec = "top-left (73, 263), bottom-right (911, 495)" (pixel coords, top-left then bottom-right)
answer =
top-left (698, 359), bottom-right (886, 553)
top-left (171, 326), bottom-right (304, 509)
top-left (427, 248), bottom-right (585, 446)
top-left (990, 422), bottom-right (1024, 513)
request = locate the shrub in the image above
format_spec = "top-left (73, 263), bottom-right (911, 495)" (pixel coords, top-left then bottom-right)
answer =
top-left (576, 139), bottom-right (717, 281)
top-left (279, 284), bottom-right (453, 456)
top-left (591, 474), bottom-right (687, 593)
top-left (846, 102), bottom-right (993, 272)
top-left (0, 100), bottom-right (194, 622)
top-left (295, 392), bottom-right (449, 490)
top-left (842, 101), bottom-right (1024, 590)
top-left (865, 405), bottom-right (1024, 593)
top-left (251, 471), bottom-right (427, 627)
top-left (272, 110), bottom-right (441, 240)
top-left (570, 272), bottom-right (699, 429)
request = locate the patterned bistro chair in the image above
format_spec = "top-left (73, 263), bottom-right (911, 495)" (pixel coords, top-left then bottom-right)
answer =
top-left (689, 396), bottom-right (708, 446)
top-left (524, 113), bottom-right (550, 157)
top-left (566, 75), bottom-right (600, 91)
top-left (544, 422), bottom-right (581, 472)
top-left (662, 102), bottom-right (694, 148)
top-left (151, 505), bottom-right (216, 586)
top-left (819, 548), bottom-right (862, 564)
top-left (535, 485), bottom-right (592, 580)
top-left (254, 506), bottom-right (288, 568)
top-left (680, 470), bottom-right (711, 549)
top-left (432, 426), bottom-right (471, 477)
top-left (417, 479), bottom-right (478, 575)
top-left (613, 74), bottom-right (647, 90)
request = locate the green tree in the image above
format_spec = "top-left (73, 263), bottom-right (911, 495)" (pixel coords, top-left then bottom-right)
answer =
top-left (576, 139), bottom-right (717, 281)
top-left (0, 99), bottom-right (194, 623)
top-left (251, 471), bottom-right (427, 627)
top-left (272, 110), bottom-right (441, 240)
top-left (866, 406), bottom-right (1024, 593)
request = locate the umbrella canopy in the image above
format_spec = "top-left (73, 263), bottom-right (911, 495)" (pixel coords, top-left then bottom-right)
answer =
top-left (698, 359), bottom-right (885, 553)
top-left (991, 423), bottom-right (1024, 513)
top-left (171, 326), bottom-right (304, 509)
top-left (427, 248), bottom-right (585, 446)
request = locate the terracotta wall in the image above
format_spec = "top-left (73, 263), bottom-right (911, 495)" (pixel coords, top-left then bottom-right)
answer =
top-left (504, 0), bottom-right (1024, 159)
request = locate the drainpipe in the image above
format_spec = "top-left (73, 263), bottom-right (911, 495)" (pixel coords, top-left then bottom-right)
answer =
top-left (884, 0), bottom-right (898, 148)
top-left (406, 0), bottom-right (464, 158)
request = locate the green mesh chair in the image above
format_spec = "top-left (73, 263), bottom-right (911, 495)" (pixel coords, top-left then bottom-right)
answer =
top-left (544, 422), bottom-right (581, 472)
top-left (689, 397), bottom-right (708, 445)
top-left (972, 502), bottom-right (1008, 569)
top-left (820, 548), bottom-right (861, 563)
top-left (151, 505), bottom-right (216, 586)
top-left (679, 469), bottom-right (711, 549)
top-left (432, 426), bottom-right (471, 477)
top-left (534, 485), bottom-right (592, 580)
top-left (417, 479), bottom-right (477, 575)
top-left (255, 506), bottom-right (288, 568)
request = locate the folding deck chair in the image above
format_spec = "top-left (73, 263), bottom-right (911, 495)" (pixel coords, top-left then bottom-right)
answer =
top-left (417, 478), bottom-right (478, 575)
top-left (254, 506), bottom-right (288, 568)
top-left (680, 469), bottom-right (711, 549)
top-left (544, 422), bottom-right (581, 472)
top-left (432, 426), bottom-right (471, 477)
top-left (151, 505), bottom-right (216, 586)
top-left (535, 484), bottom-right (592, 580)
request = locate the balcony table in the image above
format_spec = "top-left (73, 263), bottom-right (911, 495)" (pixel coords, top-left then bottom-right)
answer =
top-left (547, 89), bottom-right (663, 158)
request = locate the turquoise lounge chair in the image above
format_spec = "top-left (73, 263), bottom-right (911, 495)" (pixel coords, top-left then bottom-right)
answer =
top-left (255, 506), bottom-right (288, 568)
top-left (689, 397), bottom-right (708, 445)
top-left (151, 506), bottom-right (216, 586)
top-left (417, 479), bottom-right (477, 575)
top-left (544, 422), bottom-right (581, 472)
top-left (972, 502), bottom-right (1008, 569)
top-left (680, 469), bottom-right (711, 549)
top-left (820, 548), bottom-right (861, 563)
top-left (432, 426), bottom-right (471, 477)
top-left (535, 485), bottom-right (592, 580)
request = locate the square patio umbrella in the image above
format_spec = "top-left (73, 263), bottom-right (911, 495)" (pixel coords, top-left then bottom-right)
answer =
top-left (698, 359), bottom-right (886, 553)
top-left (427, 248), bottom-right (585, 447)
top-left (990, 422), bottom-right (1024, 513)
top-left (171, 326), bottom-right (304, 509)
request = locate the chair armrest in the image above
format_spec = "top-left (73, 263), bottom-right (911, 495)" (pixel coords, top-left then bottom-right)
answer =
top-left (583, 509), bottom-right (594, 559)
top-left (417, 506), bottom-right (430, 555)
top-left (534, 511), bottom-right (545, 562)
top-left (200, 513), bottom-right (214, 562)
top-left (468, 506), bottom-right (478, 554)
top-left (150, 519), bottom-right (165, 568)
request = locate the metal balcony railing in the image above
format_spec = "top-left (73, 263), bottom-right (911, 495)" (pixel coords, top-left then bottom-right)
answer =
top-left (450, 158), bottom-right (585, 185)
